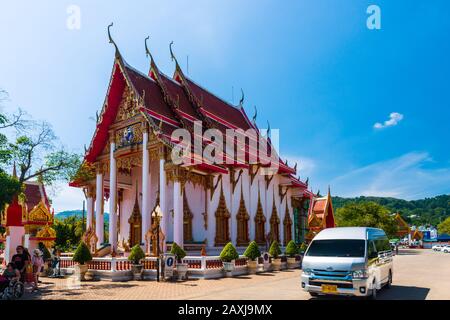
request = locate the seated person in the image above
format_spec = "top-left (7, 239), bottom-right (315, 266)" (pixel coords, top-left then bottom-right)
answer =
top-left (0, 263), bottom-right (20, 292)
top-left (11, 245), bottom-right (30, 281)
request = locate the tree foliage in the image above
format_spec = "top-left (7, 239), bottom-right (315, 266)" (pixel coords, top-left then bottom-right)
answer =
top-left (128, 244), bottom-right (146, 264)
top-left (269, 241), bottom-right (282, 258)
top-left (438, 217), bottom-right (450, 235)
top-left (243, 241), bottom-right (261, 261)
top-left (335, 201), bottom-right (398, 238)
top-left (0, 169), bottom-right (22, 212)
top-left (72, 241), bottom-right (92, 265)
top-left (333, 195), bottom-right (450, 227)
top-left (53, 216), bottom-right (84, 252)
top-left (219, 242), bottom-right (239, 262)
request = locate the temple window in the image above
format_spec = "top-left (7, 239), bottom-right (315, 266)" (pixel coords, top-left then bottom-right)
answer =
top-left (214, 186), bottom-right (230, 246)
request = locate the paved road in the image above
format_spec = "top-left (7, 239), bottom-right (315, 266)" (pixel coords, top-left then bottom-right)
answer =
top-left (26, 248), bottom-right (450, 300)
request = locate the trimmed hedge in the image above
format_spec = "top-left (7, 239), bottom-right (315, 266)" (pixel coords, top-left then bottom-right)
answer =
top-left (128, 244), bottom-right (146, 264)
top-left (243, 241), bottom-right (261, 261)
top-left (219, 242), bottom-right (239, 262)
top-left (170, 242), bottom-right (186, 262)
top-left (72, 241), bottom-right (92, 265)
top-left (269, 241), bottom-right (282, 258)
top-left (285, 240), bottom-right (299, 257)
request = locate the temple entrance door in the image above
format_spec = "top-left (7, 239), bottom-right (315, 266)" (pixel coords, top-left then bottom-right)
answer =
top-left (130, 223), bottom-right (141, 247)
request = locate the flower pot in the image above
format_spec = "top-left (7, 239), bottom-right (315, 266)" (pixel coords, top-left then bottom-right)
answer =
top-left (74, 264), bottom-right (88, 281)
top-left (247, 260), bottom-right (258, 274)
top-left (176, 263), bottom-right (189, 281)
top-left (84, 271), bottom-right (95, 281)
top-left (287, 257), bottom-right (298, 268)
top-left (272, 258), bottom-right (282, 271)
top-left (131, 264), bottom-right (144, 280)
top-left (222, 261), bottom-right (235, 277)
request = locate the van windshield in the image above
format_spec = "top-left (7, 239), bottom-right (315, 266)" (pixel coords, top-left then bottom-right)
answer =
top-left (306, 239), bottom-right (366, 258)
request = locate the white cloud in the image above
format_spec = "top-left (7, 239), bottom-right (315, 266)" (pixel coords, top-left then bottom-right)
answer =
top-left (284, 155), bottom-right (316, 178)
top-left (50, 183), bottom-right (84, 213)
top-left (374, 112), bottom-right (404, 129)
top-left (330, 152), bottom-right (450, 200)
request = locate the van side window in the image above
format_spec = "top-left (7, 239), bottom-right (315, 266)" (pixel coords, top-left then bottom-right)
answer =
top-left (367, 240), bottom-right (377, 259)
top-left (375, 238), bottom-right (391, 252)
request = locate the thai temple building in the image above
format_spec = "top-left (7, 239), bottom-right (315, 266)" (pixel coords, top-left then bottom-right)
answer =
top-left (305, 188), bottom-right (335, 242)
top-left (0, 175), bottom-right (56, 265)
top-left (69, 26), bottom-right (331, 256)
top-left (393, 213), bottom-right (410, 239)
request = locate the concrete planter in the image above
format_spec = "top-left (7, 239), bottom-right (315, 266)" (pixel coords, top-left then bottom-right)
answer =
top-left (176, 263), bottom-right (189, 280)
top-left (74, 264), bottom-right (88, 281)
top-left (272, 258), bottom-right (282, 271)
top-left (280, 261), bottom-right (287, 270)
top-left (131, 264), bottom-right (144, 280)
top-left (287, 257), bottom-right (298, 268)
top-left (222, 261), bottom-right (235, 277)
top-left (247, 260), bottom-right (258, 274)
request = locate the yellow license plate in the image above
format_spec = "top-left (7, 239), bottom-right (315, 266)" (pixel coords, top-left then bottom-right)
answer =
top-left (321, 284), bottom-right (337, 293)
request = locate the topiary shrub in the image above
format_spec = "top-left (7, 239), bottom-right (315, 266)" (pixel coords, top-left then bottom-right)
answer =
top-left (300, 242), bottom-right (308, 253)
top-left (285, 240), bottom-right (299, 257)
top-left (128, 244), bottom-right (146, 265)
top-left (38, 242), bottom-right (51, 261)
top-left (243, 241), bottom-right (261, 261)
top-left (72, 241), bottom-right (92, 265)
top-left (219, 242), bottom-right (239, 262)
top-left (170, 242), bottom-right (186, 263)
top-left (269, 241), bottom-right (282, 259)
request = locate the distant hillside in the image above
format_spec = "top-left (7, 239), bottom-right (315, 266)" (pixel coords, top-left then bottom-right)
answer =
top-left (332, 195), bottom-right (450, 226)
top-left (55, 210), bottom-right (109, 222)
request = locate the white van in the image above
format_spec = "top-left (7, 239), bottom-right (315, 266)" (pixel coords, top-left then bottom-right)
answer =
top-left (301, 227), bottom-right (393, 299)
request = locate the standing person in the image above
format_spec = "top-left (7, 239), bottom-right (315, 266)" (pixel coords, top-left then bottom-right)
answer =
top-left (11, 246), bottom-right (30, 281)
top-left (31, 249), bottom-right (44, 290)
top-left (23, 248), bottom-right (34, 286)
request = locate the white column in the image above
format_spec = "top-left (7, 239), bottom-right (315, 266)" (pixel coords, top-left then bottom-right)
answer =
top-left (109, 140), bottom-right (118, 251)
top-left (24, 234), bottom-right (30, 249)
top-left (159, 157), bottom-right (167, 252)
top-left (205, 187), bottom-right (214, 248)
top-left (230, 180), bottom-right (236, 246)
top-left (141, 130), bottom-right (150, 244)
top-left (5, 236), bottom-right (11, 265)
top-left (95, 171), bottom-right (104, 247)
top-left (86, 193), bottom-right (94, 230)
top-left (173, 179), bottom-right (184, 248)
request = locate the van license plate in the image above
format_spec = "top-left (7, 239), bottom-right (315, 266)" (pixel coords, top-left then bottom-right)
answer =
top-left (321, 284), bottom-right (337, 293)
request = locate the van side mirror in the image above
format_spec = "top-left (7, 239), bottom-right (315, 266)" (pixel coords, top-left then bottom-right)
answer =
top-left (369, 252), bottom-right (378, 259)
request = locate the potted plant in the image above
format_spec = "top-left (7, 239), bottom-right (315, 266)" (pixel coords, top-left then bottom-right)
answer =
top-left (128, 244), bottom-right (146, 280)
top-left (220, 242), bottom-right (239, 277)
top-left (171, 242), bottom-right (188, 280)
top-left (269, 241), bottom-right (282, 271)
top-left (285, 240), bottom-right (299, 268)
top-left (300, 242), bottom-right (308, 254)
top-left (243, 241), bottom-right (261, 274)
top-left (72, 241), bottom-right (92, 281)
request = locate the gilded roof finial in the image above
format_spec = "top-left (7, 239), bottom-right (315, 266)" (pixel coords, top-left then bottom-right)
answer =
top-left (252, 106), bottom-right (257, 124)
top-left (266, 120), bottom-right (271, 138)
top-left (239, 88), bottom-right (245, 106)
top-left (170, 41), bottom-right (180, 69)
top-left (305, 177), bottom-right (309, 186)
top-left (107, 22), bottom-right (120, 58)
top-left (145, 36), bottom-right (154, 62)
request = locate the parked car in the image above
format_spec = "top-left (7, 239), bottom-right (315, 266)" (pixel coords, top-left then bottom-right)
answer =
top-left (442, 245), bottom-right (450, 253)
top-left (301, 227), bottom-right (393, 299)
top-left (432, 244), bottom-right (444, 251)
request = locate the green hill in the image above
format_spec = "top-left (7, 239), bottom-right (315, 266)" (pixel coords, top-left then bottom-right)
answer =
top-left (55, 210), bottom-right (109, 222)
top-left (332, 195), bottom-right (450, 226)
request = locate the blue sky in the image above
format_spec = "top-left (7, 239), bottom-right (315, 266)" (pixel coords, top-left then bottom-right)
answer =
top-left (1, 0), bottom-right (449, 212)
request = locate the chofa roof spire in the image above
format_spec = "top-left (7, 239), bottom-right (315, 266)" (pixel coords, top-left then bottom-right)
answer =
top-left (170, 41), bottom-right (181, 71)
top-left (107, 22), bottom-right (121, 58)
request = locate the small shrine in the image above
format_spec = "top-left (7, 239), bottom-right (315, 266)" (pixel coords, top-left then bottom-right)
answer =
top-left (0, 179), bottom-right (56, 264)
top-left (305, 188), bottom-right (336, 242)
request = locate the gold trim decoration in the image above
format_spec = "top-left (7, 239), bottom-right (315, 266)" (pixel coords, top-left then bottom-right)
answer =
top-left (117, 154), bottom-right (142, 173)
top-left (236, 186), bottom-right (250, 246)
top-left (283, 203), bottom-right (292, 246)
top-left (115, 86), bottom-right (138, 122)
top-left (183, 190), bottom-right (194, 243)
top-left (254, 186), bottom-right (266, 245)
top-left (27, 201), bottom-right (53, 224)
top-left (115, 123), bottom-right (143, 148)
top-left (269, 196), bottom-right (280, 243)
top-left (214, 183), bottom-right (231, 246)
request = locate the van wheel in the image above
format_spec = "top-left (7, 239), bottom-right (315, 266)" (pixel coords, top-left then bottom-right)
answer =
top-left (368, 279), bottom-right (377, 300)
top-left (385, 271), bottom-right (392, 289)
top-left (309, 292), bottom-right (319, 297)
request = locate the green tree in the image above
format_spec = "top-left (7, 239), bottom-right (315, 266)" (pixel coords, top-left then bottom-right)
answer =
top-left (335, 201), bottom-right (398, 238)
top-left (53, 216), bottom-right (84, 252)
top-left (438, 217), bottom-right (450, 235)
top-left (0, 169), bottom-right (22, 212)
